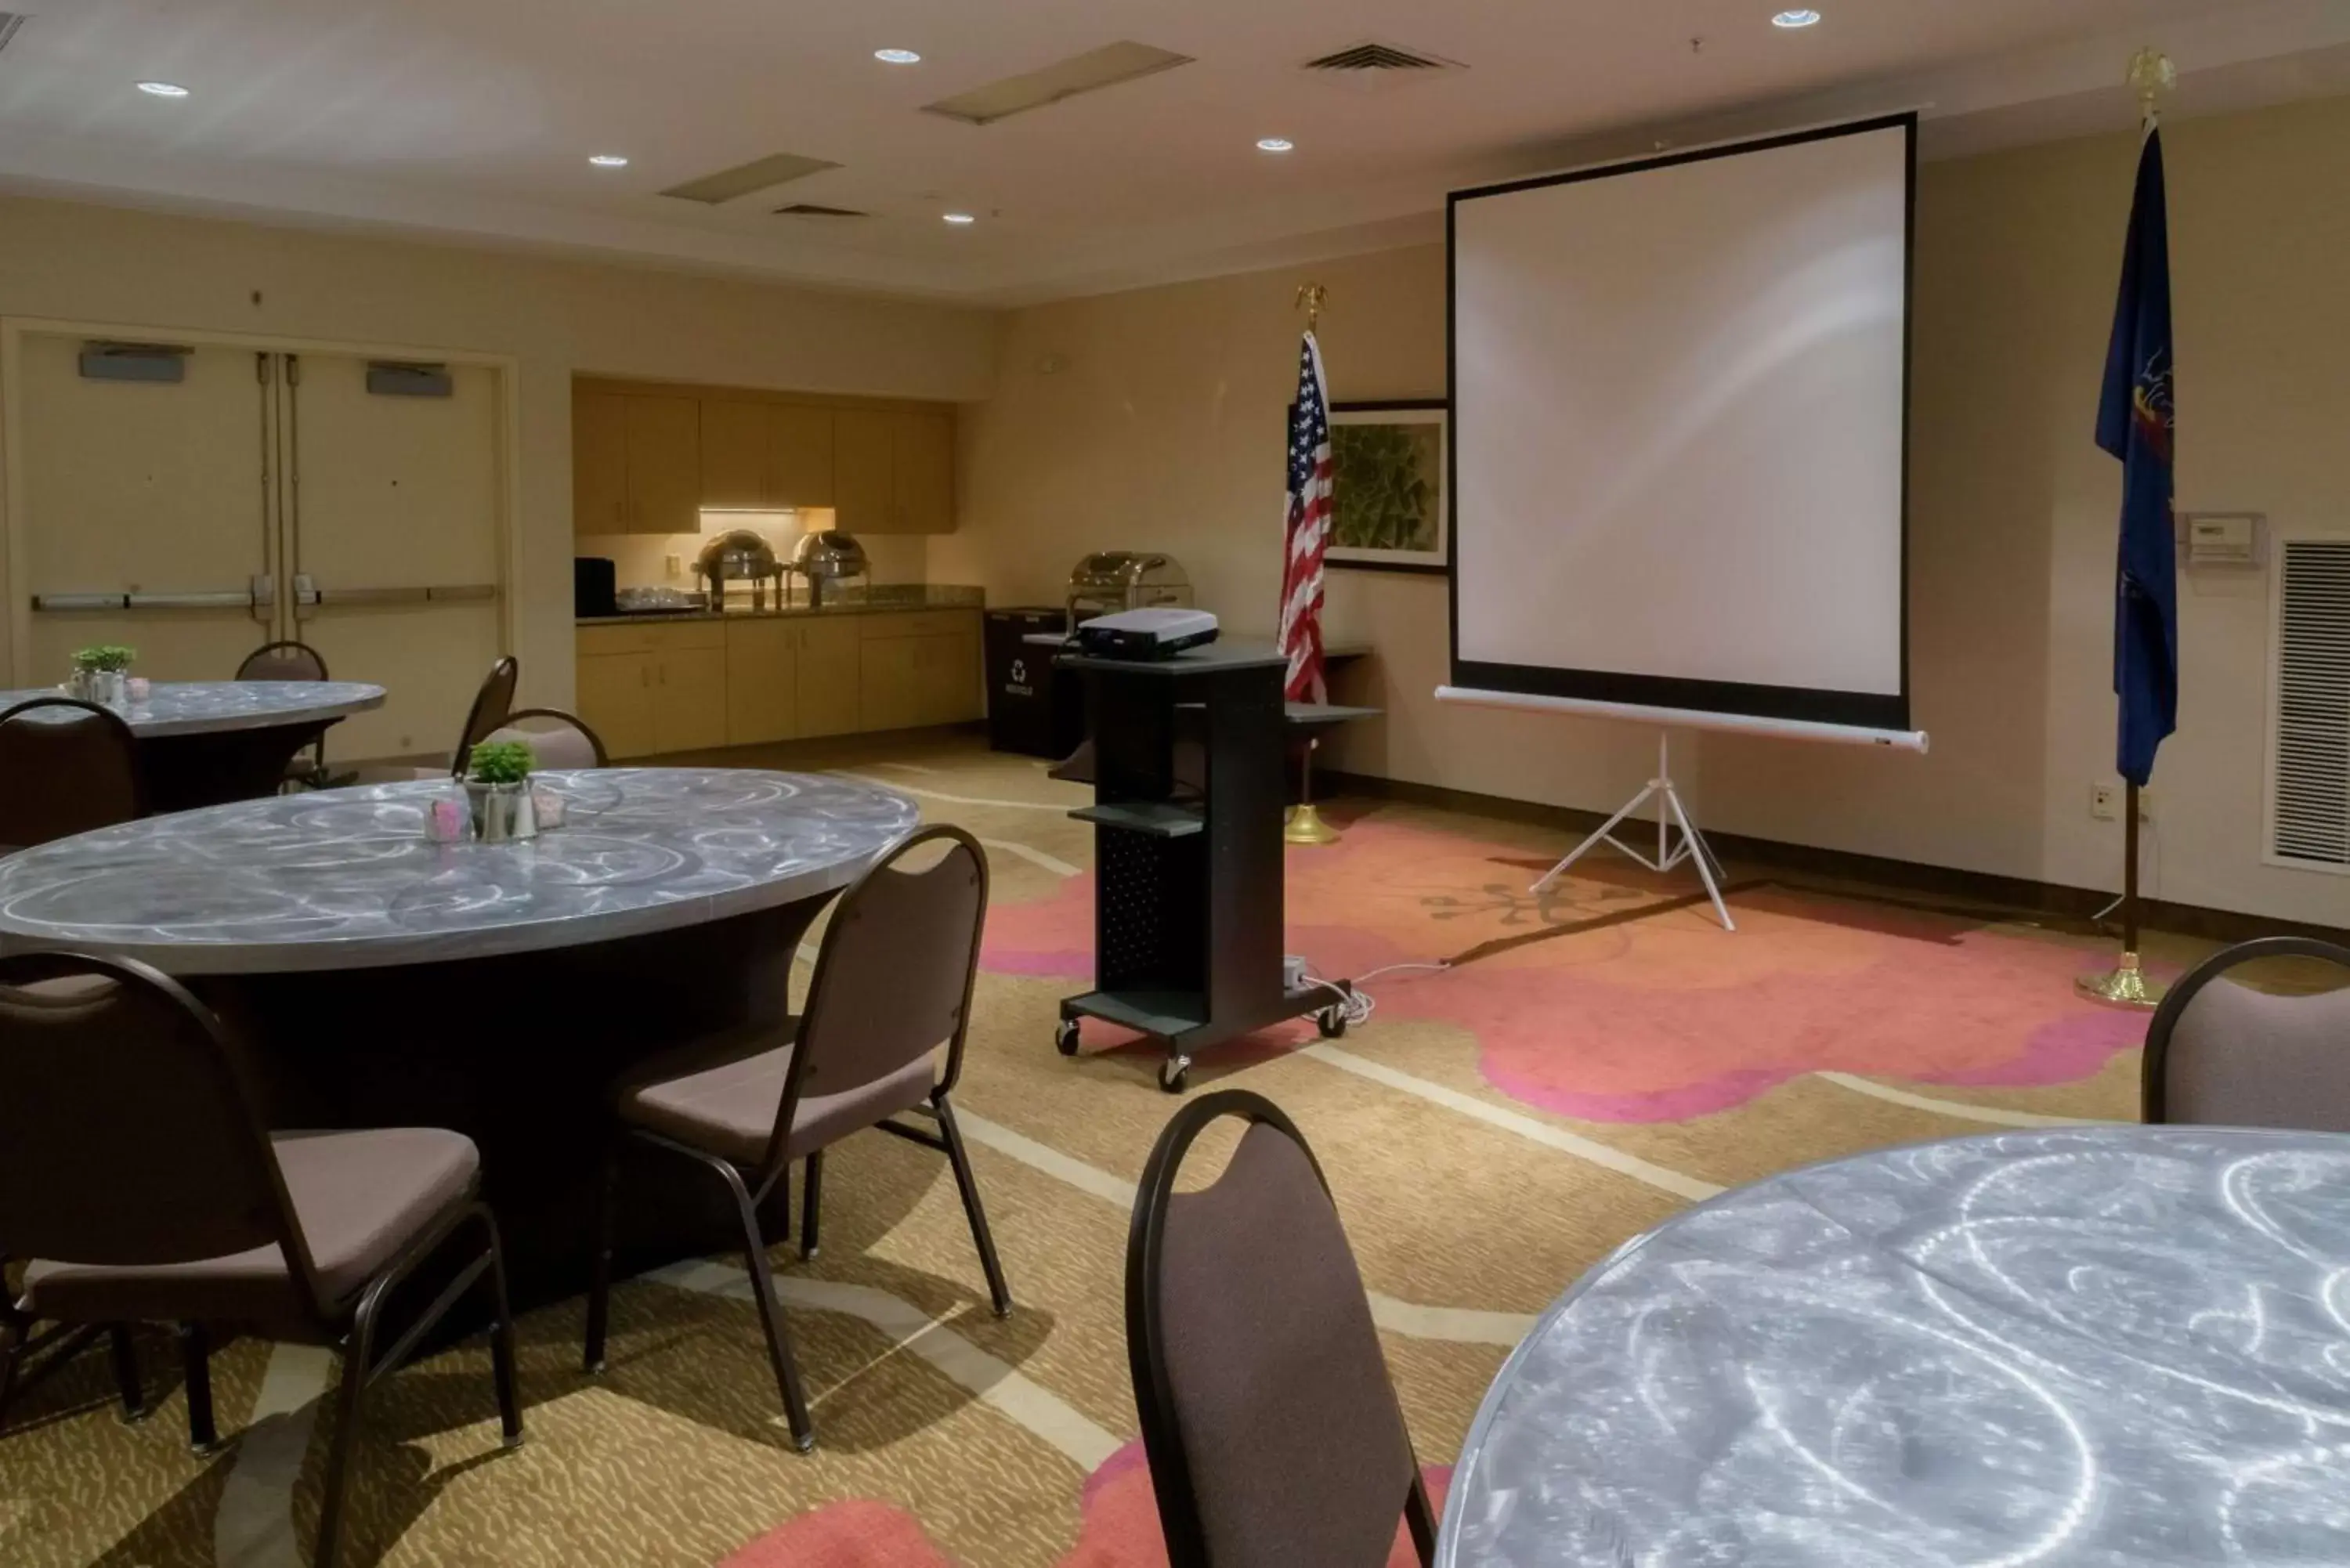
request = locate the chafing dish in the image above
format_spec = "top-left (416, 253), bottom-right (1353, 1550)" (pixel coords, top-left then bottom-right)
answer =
top-left (1065, 551), bottom-right (1191, 625)
top-left (790, 529), bottom-right (870, 608)
top-left (695, 530), bottom-right (786, 611)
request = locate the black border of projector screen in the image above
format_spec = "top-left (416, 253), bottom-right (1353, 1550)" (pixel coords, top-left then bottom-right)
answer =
top-left (1445, 111), bottom-right (1918, 736)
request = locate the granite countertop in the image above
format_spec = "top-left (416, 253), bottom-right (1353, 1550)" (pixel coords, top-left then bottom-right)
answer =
top-left (0, 768), bottom-right (920, 975)
top-left (579, 584), bottom-right (983, 627)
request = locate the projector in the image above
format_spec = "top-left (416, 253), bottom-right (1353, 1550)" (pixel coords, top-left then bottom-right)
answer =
top-left (1074, 607), bottom-right (1220, 660)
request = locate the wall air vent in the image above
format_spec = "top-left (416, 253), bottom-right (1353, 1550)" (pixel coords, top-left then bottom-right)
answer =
top-left (660, 152), bottom-right (841, 206)
top-left (0, 13), bottom-right (28, 56)
top-left (2270, 537), bottom-right (2350, 869)
top-left (774, 203), bottom-right (870, 218)
top-left (922, 42), bottom-right (1193, 127)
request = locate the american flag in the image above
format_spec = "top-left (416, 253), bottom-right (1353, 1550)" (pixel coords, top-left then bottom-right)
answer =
top-left (1278, 331), bottom-right (1332, 703)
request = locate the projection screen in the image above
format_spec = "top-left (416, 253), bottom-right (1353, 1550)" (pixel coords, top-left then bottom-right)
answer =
top-left (1444, 114), bottom-right (1922, 748)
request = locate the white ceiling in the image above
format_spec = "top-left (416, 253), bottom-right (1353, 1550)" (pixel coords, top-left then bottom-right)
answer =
top-left (0, 0), bottom-right (2345, 305)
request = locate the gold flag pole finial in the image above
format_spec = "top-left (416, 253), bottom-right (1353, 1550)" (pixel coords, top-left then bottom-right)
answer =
top-left (2127, 47), bottom-right (2175, 124)
top-left (1294, 282), bottom-right (1327, 335)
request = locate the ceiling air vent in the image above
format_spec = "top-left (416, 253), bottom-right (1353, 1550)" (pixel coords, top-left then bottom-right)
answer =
top-left (2270, 537), bottom-right (2350, 869)
top-left (774, 203), bottom-right (870, 218)
top-left (923, 42), bottom-right (1193, 127)
top-left (0, 13), bottom-right (29, 56)
top-left (660, 152), bottom-right (841, 206)
top-left (1302, 39), bottom-right (1465, 78)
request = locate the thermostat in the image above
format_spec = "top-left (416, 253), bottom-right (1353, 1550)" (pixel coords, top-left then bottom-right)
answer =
top-left (2178, 511), bottom-right (2264, 570)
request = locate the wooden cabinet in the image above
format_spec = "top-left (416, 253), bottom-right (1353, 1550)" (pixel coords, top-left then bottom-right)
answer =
top-left (725, 618), bottom-right (801, 745)
top-left (858, 611), bottom-right (982, 732)
top-left (699, 398), bottom-right (771, 511)
top-left (577, 621), bottom-right (728, 757)
top-left (891, 410), bottom-right (956, 533)
top-left (573, 389), bottom-right (701, 535)
top-left (576, 649), bottom-right (657, 761)
top-left (769, 404), bottom-right (835, 508)
top-left (574, 378), bottom-right (952, 533)
top-left (831, 410), bottom-right (896, 534)
top-left (579, 609), bottom-right (978, 755)
top-left (572, 391), bottom-right (633, 535)
top-left (797, 618), bottom-right (864, 739)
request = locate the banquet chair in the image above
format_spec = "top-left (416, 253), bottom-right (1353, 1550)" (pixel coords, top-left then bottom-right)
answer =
top-left (483, 707), bottom-right (608, 770)
top-left (0, 952), bottom-right (524, 1568)
top-left (234, 639), bottom-right (331, 683)
top-left (450, 656), bottom-right (520, 776)
top-left (350, 655), bottom-right (519, 783)
top-left (0, 698), bottom-right (142, 854)
top-left (234, 638), bottom-right (338, 788)
top-left (2142, 936), bottom-right (2350, 1129)
top-left (582, 825), bottom-right (1011, 1450)
top-left (1126, 1089), bottom-right (1436, 1568)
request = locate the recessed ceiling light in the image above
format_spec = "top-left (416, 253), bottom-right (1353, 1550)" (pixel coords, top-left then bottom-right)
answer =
top-left (942, 211), bottom-right (976, 225)
top-left (1772, 9), bottom-right (1823, 27)
top-left (1256, 137), bottom-right (1295, 154)
top-left (588, 154), bottom-right (630, 168)
top-left (136, 81), bottom-right (190, 98)
top-left (875, 48), bottom-right (922, 65)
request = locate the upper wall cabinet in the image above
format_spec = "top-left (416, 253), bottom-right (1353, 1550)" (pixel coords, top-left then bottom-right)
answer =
top-left (574, 377), bottom-right (952, 537)
top-left (573, 388), bottom-right (701, 534)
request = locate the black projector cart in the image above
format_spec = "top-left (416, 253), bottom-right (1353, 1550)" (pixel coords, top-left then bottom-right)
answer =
top-left (1047, 638), bottom-right (1347, 1093)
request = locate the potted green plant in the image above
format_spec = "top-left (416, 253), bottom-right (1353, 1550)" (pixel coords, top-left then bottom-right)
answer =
top-left (464, 739), bottom-right (538, 842)
top-left (69, 645), bottom-right (137, 706)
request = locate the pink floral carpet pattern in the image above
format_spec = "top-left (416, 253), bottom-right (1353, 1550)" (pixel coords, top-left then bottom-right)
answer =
top-left (724, 1443), bottom-right (1451, 1568)
top-left (982, 816), bottom-right (2144, 1123)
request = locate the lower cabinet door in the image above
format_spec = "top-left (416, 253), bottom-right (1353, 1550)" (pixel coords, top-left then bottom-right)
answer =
top-left (725, 620), bottom-right (801, 745)
top-left (797, 619), bottom-right (864, 737)
top-left (653, 645), bottom-right (730, 753)
top-left (576, 652), bottom-right (658, 760)
top-left (859, 634), bottom-right (924, 733)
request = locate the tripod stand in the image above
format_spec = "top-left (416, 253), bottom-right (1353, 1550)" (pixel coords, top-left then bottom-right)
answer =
top-left (1529, 732), bottom-right (1734, 931)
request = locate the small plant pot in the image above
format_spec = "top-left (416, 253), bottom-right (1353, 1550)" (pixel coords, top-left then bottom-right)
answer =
top-left (465, 779), bottom-right (538, 843)
top-left (70, 669), bottom-right (127, 706)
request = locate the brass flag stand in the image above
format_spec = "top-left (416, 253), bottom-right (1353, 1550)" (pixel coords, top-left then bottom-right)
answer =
top-left (2076, 48), bottom-right (2175, 1012)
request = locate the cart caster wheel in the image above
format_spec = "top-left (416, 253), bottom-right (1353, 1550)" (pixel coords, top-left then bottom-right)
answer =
top-left (1316, 1004), bottom-right (1348, 1039)
top-left (1159, 1057), bottom-right (1191, 1094)
top-left (1054, 1017), bottom-right (1081, 1057)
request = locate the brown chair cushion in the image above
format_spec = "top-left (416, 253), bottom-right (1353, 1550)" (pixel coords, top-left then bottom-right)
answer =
top-left (617, 1021), bottom-right (937, 1169)
top-left (20, 1127), bottom-right (477, 1324)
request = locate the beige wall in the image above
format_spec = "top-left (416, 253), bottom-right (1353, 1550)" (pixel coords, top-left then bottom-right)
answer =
top-left (0, 197), bottom-right (997, 701)
top-left (938, 93), bottom-right (2350, 925)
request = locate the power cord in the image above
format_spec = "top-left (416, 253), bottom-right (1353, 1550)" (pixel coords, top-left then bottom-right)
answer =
top-left (1292, 959), bottom-right (1455, 1029)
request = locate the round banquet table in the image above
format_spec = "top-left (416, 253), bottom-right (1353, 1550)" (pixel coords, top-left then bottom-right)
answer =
top-left (0, 680), bottom-right (385, 813)
top-left (0, 768), bottom-right (920, 1306)
top-left (1439, 1126), bottom-right (2350, 1567)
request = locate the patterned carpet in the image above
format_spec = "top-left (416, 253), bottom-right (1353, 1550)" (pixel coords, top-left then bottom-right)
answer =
top-left (3, 734), bottom-right (2200, 1566)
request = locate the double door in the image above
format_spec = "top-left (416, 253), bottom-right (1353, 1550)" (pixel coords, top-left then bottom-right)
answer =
top-left (9, 334), bottom-right (506, 760)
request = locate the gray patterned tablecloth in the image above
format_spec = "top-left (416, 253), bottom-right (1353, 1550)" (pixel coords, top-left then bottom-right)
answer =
top-left (0, 681), bottom-right (385, 736)
top-left (0, 769), bottom-right (917, 974)
top-left (1440, 1125), bottom-right (2350, 1566)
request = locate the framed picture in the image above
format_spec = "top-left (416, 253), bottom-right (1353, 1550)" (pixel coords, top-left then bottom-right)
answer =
top-left (1325, 399), bottom-right (1449, 574)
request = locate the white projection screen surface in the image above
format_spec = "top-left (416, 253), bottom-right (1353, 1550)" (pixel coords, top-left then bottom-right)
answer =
top-left (1448, 115), bottom-right (1917, 741)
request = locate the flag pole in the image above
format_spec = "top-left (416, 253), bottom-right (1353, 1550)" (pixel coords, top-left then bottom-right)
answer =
top-left (2076, 48), bottom-right (2174, 1013)
top-left (1282, 280), bottom-right (1343, 847)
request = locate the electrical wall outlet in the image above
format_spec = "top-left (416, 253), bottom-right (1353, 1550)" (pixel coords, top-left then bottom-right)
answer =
top-left (2090, 783), bottom-right (2154, 822)
top-left (663, 553), bottom-right (683, 579)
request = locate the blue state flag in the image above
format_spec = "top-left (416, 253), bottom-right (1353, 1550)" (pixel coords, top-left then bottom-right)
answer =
top-left (2096, 126), bottom-right (2178, 788)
